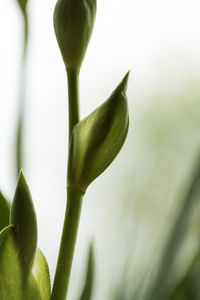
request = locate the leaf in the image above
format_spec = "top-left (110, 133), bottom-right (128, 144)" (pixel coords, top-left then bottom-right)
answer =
top-left (68, 72), bottom-right (129, 192)
top-left (146, 154), bottom-right (200, 300)
top-left (15, 0), bottom-right (29, 178)
top-left (0, 225), bottom-right (13, 247)
top-left (10, 170), bottom-right (37, 265)
top-left (16, 0), bottom-right (28, 57)
top-left (169, 251), bottom-right (200, 300)
top-left (0, 225), bottom-right (27, 300)
top-left (79, 243), bottom-right (95, 300)
top-left (31, 248), bottom-right (51, 300)
top-left (16, 114), bottom-right (24, 177)
top-left (0, 226), bottom-right (51, 300)
top-left (0, 191), bottom-right (10, 231)
top-left (16, 0), bottom-right (28, 15)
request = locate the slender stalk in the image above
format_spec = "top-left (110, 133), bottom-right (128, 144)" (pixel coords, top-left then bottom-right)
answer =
top-left (66, 68), bottom-right (80, 140)
top-left (16, 11), bottom-right (29, 177)
top-left (51, 188), bottom-right (84, 300)
top-left (22, 12), bottom-right (29, 60)
top-left (51, 68), bottom-right (82, 300)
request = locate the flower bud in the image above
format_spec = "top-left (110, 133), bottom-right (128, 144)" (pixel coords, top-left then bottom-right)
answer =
top-left (68, 72), bottom-right (130, 192)
top-left (10, 170), bottom-right (37, 265)
top-left (54, 0), bottom-right (96, 71)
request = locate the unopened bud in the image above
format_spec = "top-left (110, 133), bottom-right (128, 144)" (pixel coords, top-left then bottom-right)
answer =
top-left (10, 170), bottom-right (37, 265)
top-left (54, 0), bottom-right (96, 71)
top-left (68, 72), bottom-right (130, 192)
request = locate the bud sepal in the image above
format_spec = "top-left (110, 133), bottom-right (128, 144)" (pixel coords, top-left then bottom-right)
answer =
top-left (68, 72), bottom-right (130, 192)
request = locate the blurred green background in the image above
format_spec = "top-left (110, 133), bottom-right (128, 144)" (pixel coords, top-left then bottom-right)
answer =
top-left (0, 0), bottom-right (200, 299)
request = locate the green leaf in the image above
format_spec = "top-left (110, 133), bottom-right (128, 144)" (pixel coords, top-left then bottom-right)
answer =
top-left (30, 248), bottom-right (51, 300)
top-left (0, 226), bottom-right (51, 300)
top-left (54, 0), bottom-right (96, 70)
top-left (79, 243), bottom-right (95, 300)
top-left (169, 250), bottom-right (200, 300)
top-left (146, 154), bottom-right (200, 300)
top-left (0, 191), bottom-right (10, 231)
top-left (68, 72), bottom-right (129, 192)
top-left (15, 0), bottom-right (29, 178)
top-left (16, 114), bottom-right (24, 177)
top-left (0, 225), bottom-right (27, 300)
top-left (10, 170), bottom-right (37, 265)
top-left (16, 0), bottom-right (29, 58)
top-left (0, 225), bottom-right (13, 247)
top-left (16, 0), bottom-right (28, 16)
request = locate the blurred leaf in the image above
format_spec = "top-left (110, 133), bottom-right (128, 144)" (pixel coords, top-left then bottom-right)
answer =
top-left (16, 116), bottom-right (24, 177)
top-left (0, 191), bottom-right (10, 231)
top-left (17, 0), bottom-right (28, 15)
top-left (31, 248), bottom-right (51, 300)
top-left (111, 282), bottom-right (128, 300)
top-left (15, 0), bottom-right (29, 178)
top-left (146, 154), bottom-right (200, 300)
top-left (16, 0), bottom-right (28, 57)
top-left (68, 72), bottom-right (129, 192)
top-left (0, 225), bottom-right (12, 247)
top-left (15, 61), bottom-right (26, 179)
top-left (10, 170), bottom-right (37, 265)
top-left (0, 225), bottom-right (51, 300)
top-left (79, 243), bottom-right (95, 300)
top-left (169, 250), bottom-right (200, 300)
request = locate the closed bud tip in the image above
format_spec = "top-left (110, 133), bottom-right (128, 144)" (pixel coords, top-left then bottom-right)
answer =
top-left (112, 70), bottom-right (130, 97)
top-left (10, 170), bottom-right (37, 265)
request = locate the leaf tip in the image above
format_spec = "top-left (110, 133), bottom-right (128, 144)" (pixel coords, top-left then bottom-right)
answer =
top-left (18, 168), bottom-right (25, 181)
top-left (112, 71), bottom-right (130, 98)
top-left (122, 70), bottom-right (130, 92)
top-left (17, 170), bottom-right (30, 193)
top-left (11, 170), bottom-right (37, 265)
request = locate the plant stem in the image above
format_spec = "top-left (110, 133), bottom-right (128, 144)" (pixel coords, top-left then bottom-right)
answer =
top-left (15, 11), bottom-right (29, 178)
top-left (51, 188), bottom-right (84, 300)
top-left (51, 68), bottom-right (82, 300)
top-left (66, 68), bottom-right (80, 140)
top-left (23, 12), bottom-right (29, 60)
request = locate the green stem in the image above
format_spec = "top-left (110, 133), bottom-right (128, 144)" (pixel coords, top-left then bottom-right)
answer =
top-left (51, 68), bottom-right (81, 300)
top-left (23, 12), bottom-right (29, 60)
top-left (16, 11), bottom-right (29, 178)
top-left (66, 68), bottom-right (80, 140)
top-left (51, 188), bottom-right (84, 300)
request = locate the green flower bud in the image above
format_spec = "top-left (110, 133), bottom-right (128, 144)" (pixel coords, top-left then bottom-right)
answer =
top-left (54, 0), bottom-right (96, 71)
top-left (10, 170), bottom-right (37, 265)
top-left (68, 72), bottom-right (130, 192)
